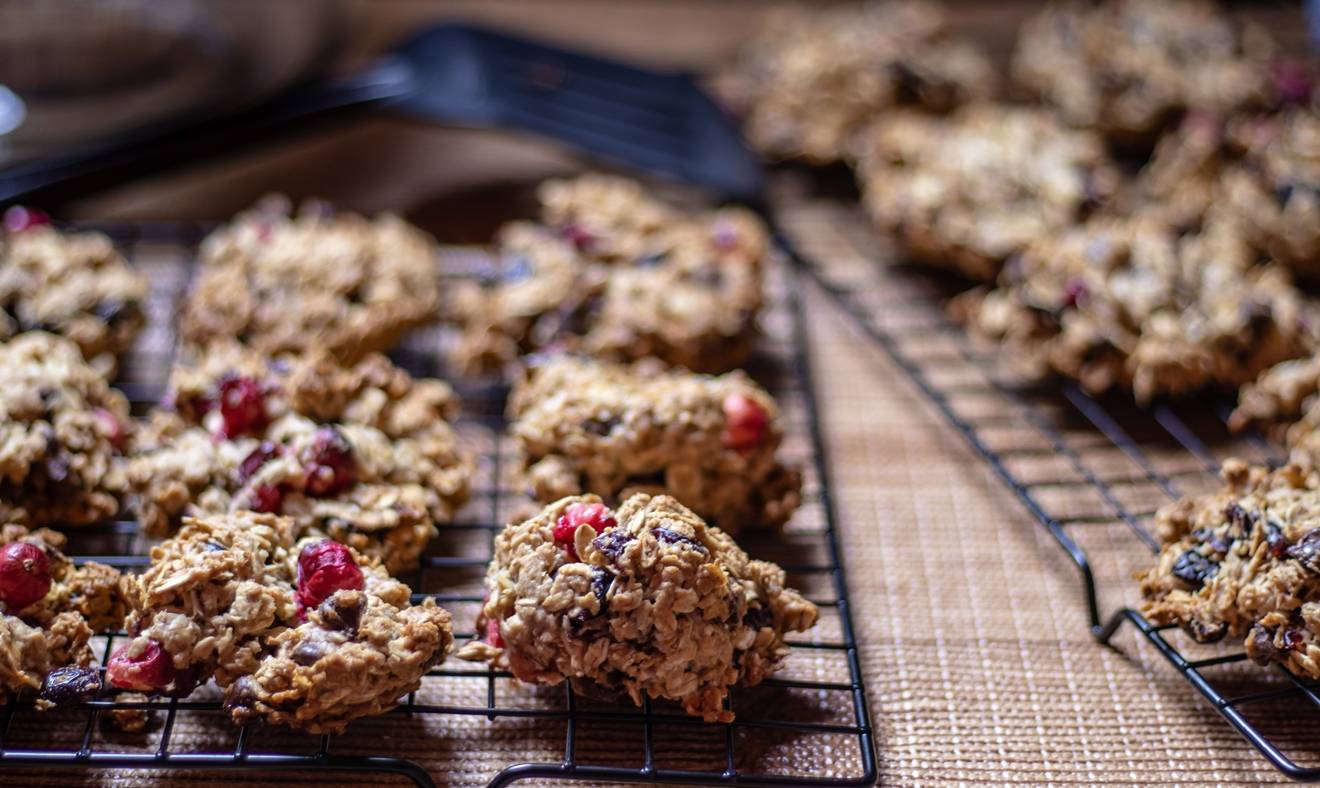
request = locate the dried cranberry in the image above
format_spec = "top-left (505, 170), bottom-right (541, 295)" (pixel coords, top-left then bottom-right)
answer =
top-left (561, 224), bottom-right (595, 252)
top-left (553, 502), bottom-right (617, 560)
top-left (106, 640), bottom-right (176, 692)
top-left (296, 540), bottom-right (364, 611)
top-left (246, 484), bottom-right (284, 515)
top-left (485, 618), bottom-right (505, 648)
top-left (3, 206), bottom-right (51, 233)
top-left (238, 442), bottom-right (282, 483)
top-left (0, 542), bottom-right (52, 612)
top-left (1061, 277), bottom-right (1088, 309)
top-left (1171, 550), bottom-right (1217, 589)
top-left (301, 426), bottom-right (356, 497)
top-left (1283, 629), bottom-right (1306, 651)
top-left (722, 393), bottom-right (768, 451)
top-left (94, 408), bottom-right (127, 451)
top-left (1266, 522), bottom-right (1290, 558)
top-left (216, 376), bottom-right (267, 438)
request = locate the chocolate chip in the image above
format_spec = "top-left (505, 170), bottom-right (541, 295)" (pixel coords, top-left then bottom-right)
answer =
top-left (1246, 626), bottom-right (1280, 665)
top-left (592, 529), bottom-right (635, 560)
top-left (1286, 531), bottom-right (1320, 574)
top-left (222, 676), bottom-right (257, 714)
top-left (318, 591), bottom-right (364, 634)
top-left (743, 606), bottom-right (774, 631)
top-left (1171, 549), bottom-right (1217, 588)
top-left (291, 641), bottom-right (328, 667)
top-left (39, 666), bottom-right (102, 706)
top-left (653, 527), bottom-right (708, 554)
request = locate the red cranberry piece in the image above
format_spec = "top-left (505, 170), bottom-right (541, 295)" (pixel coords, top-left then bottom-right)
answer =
top-left (246, 484), bottom-right (284, 514)
top-left (296, 540), bottom-right (365, 611)
top-left (553, 502), bottom-right (617, 560)
top-left (93, 408), bottom-right (127, 451)
top-left (1284, 629), bottom-right (1306, 651)
top-left (106, 640), bottom-right (175, 692)
top-left (1062, 277), bottom-right (1088, 309)
top-left (1273, 60), bottom-right (1314, 105)
top-left (301, 426), bottom-right (356, 497)
top-left (485, 618), bottom-right (505, 648)
top-left (562, 224), bottom-right (595, 252)
top-left (217, 375), bottom-right (267, 438)
top-left (3, 206), bottom-right (52, 233)
top-left (0, 542), bottom-right (51, 612)
top-left (722, 393), bottom-right (768, 451)
top-left (238, 441), bottom-right (282, 483)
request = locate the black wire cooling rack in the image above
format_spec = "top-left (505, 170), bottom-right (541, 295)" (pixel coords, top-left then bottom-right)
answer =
top-left (776, 194), bottom-right (1320, 782)
top-left (0, 221), bottom-right (876, 787)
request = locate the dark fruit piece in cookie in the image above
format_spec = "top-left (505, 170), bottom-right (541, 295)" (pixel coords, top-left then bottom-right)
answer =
top-left (3, 206), bottom-right (51, 233)
top-left (217, 376), bottom-right (268, 438)
top-left (0, 541), bottom-right (52, 612)
top-left (553, 502), bottom-right (616, 560)
top-left (238, 442), bottom-right (283, 483)
top-left (301, 426), bottom-right (357, 497)
top-left (246, 484), bottom-right (284, 515)
top-left (722, 393), bottom-right (768, 450)
top-left (296, 540), bottom-right (364, 610)
top-left (39, 666), bottom-right (103, 707)
top-left (1171, 550), bottom-right (1217, 588)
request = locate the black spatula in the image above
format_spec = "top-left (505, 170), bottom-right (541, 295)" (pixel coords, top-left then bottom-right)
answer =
top-left (0, 24), bottom-right (764, 207)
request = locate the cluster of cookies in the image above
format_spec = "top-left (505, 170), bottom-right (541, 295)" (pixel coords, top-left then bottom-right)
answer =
top-left (0, 176), bottom-right (816, 731)
top-left (737, 0), bottom-right (1319, 681)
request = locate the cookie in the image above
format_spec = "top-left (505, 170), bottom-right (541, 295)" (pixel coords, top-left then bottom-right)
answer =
top-left (109, 511), bottom-right (453, 734)
top-left (1140, 459), bottom-right (1320, 677)
top-left (453, 174), bottom-right (768, 375)
top-left (127, 343), bottom-right (471, 572)
top-left (0, 332), bottom-right (131, 527)
top-left (0, 524), bottom-right (125, 708)
top-left (0, 213), bottom-right (147, 376)
top-left (179, 197), bottom-right (441, 364)
top-left (960, 215), bottom-right (1308, 402)
top-left (730, 0), bottom-right (996, 163)
top-left (457, 493), bottom-right (818, 723)
top-left (1012, 0), bottom-right (1276, 149)
top-left (855, 105), bottom-right (1118, 281)
top-left (508, 355), bottom-right (801, 533)
top-left (1230, 351), bottom-right (1320, 463)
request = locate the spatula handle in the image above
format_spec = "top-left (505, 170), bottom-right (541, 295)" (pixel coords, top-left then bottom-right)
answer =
top-left (0, 58), bottom-right (413, 207)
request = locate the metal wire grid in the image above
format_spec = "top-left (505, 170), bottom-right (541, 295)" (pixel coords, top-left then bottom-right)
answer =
top-left (776, 195), bottom-right (1320, 781)
top-left (0, 221), bottom-right (876, 787)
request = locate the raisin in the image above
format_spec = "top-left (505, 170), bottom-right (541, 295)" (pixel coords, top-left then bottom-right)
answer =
top-left (1246, 626), bottom-right (1281, 665)
top-left (39, 666), bottom-right (102, 706)
top-left (591, 528), bottom-right (635, 560)
top-left (1186, 618), bottom-right (1228, 644)
top-left (1224, 502), bottom-right (1250, 536)
top-left (654, 527), bottom-right (708, 554)
top-left (743, 606), bottom-right (774, 631)
top-left (1171, 549), bottom-right (1217, 588)
top-left (1266, 522), bottom-right (1290, 558)
top-left (590, 567), bottom-right (611, 612)
top-left (582, 416), bottom-right (618, 436)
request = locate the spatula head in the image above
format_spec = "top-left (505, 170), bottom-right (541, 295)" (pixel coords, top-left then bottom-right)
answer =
top-left (389, 24), bottom-right (764, 205)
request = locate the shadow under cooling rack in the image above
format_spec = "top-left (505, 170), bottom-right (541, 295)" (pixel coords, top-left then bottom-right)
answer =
top-left (777, 193), bottom-right (1320, 782)
top-left (0, 223), bottom-right (876, 788)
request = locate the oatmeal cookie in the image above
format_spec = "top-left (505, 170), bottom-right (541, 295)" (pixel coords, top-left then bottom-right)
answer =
top-left (452, 174), bottom-right (767, 376)
top-left (0, 213), bottom-right (147, 376)
top-left (1012, 0), bottom-right (1276, 149)
top-left (0, 524), bottom-right (124, 707)
top-left (1140, 459), bottom-right (1320, 677)
top-left (961, 215), bottom-right (1308, 402)
top-left (0, 332), bottom-right (131, 527)
top-left (179, 197), bottom-right (441, 363)
top-left (1230, 352), bottom-right (1320, 463)
top-left (855, 105), bottom-right (1118, 280)
top-left (458, 494), bottom-right (817, 722)
top-left (110, 512), bottom-right (453, 734)
top-left (730, 0), bottom-right (996, 163)
top-left (1223, 110), bottom-right (1320, 278)
top-left (127, 343), bottom-right (471, 572)
top-left (509, 356), bottom-right (801, 533)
